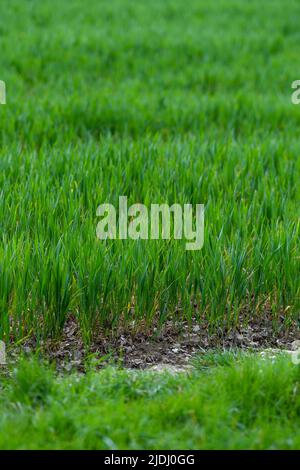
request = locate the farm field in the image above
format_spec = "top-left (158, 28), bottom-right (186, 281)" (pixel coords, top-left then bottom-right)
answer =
top-left (0, 0), bottom-right (299, 452)
top-left (0, 0), bottom-right (299, 343)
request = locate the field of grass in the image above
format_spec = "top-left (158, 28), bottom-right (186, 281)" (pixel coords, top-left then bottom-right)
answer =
top-left (0, 0), bottom-right (299, 344)
top-left (1, 0), bottom-right (300, 453)
top-left (0, 353), bottom-right (299, 449)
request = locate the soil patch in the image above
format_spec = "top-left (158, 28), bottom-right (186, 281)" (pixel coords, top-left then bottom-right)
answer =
top-left (9, 314), bottom-right (299, 372)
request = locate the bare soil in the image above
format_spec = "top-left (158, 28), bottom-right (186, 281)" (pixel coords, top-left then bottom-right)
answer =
top-left (10, 313), bottom-right (299, 372)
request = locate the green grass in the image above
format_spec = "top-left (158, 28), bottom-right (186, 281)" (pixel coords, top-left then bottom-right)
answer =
top-left (0, 353), bottom-right (299, 449)
top-left (0, 0), bottom-right (299, 342)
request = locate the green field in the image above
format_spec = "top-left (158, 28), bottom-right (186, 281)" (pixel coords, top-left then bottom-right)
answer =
top-left (1, 0), bottom-right (300, 452)
top-left (1, 0), bottom-right (299, 343)
top-left (0, 353), bottom-right (299, 449)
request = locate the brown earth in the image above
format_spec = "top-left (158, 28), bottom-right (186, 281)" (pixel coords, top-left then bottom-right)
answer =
top-left (9, 313), bottom-right (299, 372)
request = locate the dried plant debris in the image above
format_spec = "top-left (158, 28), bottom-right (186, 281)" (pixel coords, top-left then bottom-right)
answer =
top-left (7, 314), bottom-right (299, 372)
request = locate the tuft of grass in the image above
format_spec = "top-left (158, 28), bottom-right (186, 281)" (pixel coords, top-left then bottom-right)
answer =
top-left (7, 357), bottom-right (55, 407)
top-left (192, 349), bottom-right (245, 370)
top-left (0, 354), bottom-right (299, 449)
